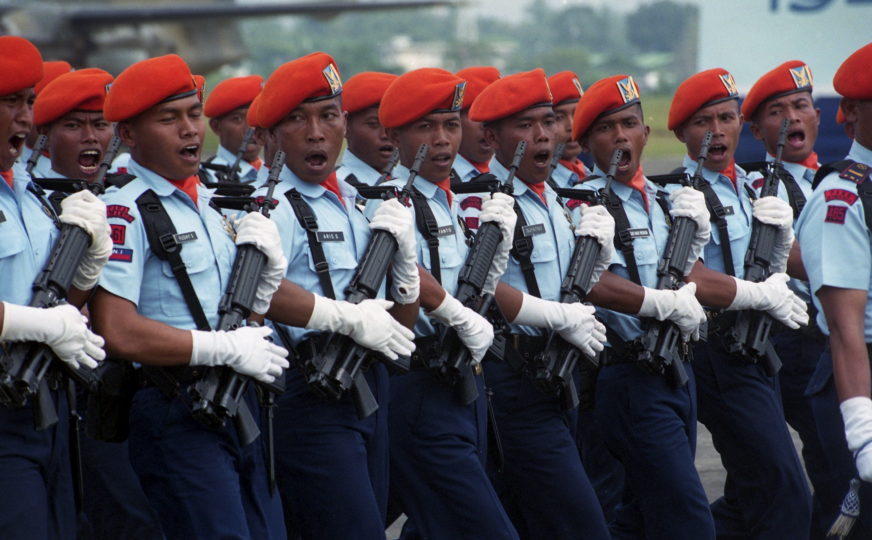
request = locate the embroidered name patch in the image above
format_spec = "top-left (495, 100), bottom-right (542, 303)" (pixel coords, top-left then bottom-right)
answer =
top-left (625, 228), bottom-right (650, 239)
top-left (522, 223), bottom-right (546, 237)
top-left (109, 247), bottom-right (133, 262)
top-left (110, 224), bottom-right (126, 245)
top-left (824, 189), bottom-right (859, 205)
top-left (107, 204), bottom-right (134, 222)
top-left (436, 225), bottom-right (455, 237)
top-left (825, 205), bottom-right (848, 224)
top-left (316, 231), bottom-right (344, 243)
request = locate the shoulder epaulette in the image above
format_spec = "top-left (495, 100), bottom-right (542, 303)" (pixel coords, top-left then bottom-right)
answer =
top-left (812, 160), bottom-right (859, 190)
top-left (839, 161), bottom-right (872, 185)
top-left (104, 172), bottom-right (136, 189)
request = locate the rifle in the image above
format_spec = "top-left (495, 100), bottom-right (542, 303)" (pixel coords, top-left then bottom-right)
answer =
top-left (545, 142), bottom-right (566, 190)
top-left (188, 151), bottom-right (287, 446)
top-left (637, 131), bottom-right (715, 388)
top-left (354, 149), bottom-right (401, 201)
top-left (25, 134), bottom-right (48, 176)
top-left (298, 144), bottom-right (429, 418)
top-left (200, 127), bottom-right (255, 184)
top-left (0, 141), bottom-right (121, 427)
top-left (725, 118), bottom-right (790, 376)
top-left (532, 148), bottom-right (621, 410)
top-left (430, 141), bottom-right (527, 405)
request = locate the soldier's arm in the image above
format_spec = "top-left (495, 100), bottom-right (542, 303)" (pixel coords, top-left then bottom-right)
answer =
top-left (585, 271), bottom-right (645, 313)
top-left (417, 264), bottom-right (447, 311)
top-left (818, 286), bottom-right (870, 401)
top-left (684, 260), bottom-right (738, 308)
top-left (787, 242), bottom-right (807, 282)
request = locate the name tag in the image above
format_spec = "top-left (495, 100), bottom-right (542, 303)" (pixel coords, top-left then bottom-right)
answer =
top-left (722, 206), bottom-right (735, 216)
top-left (436, 225), bottom-right (455, 237)
top-left (172, 231), bottom-right (198, 244)
top-left (625, 228), bottom-right (650, 239)
top-left (316, 231), bottom-right (344, 243)
top-left (521, 223), bottom-right (546, 237)
top-left (0, 210), bottom-right (5, 224)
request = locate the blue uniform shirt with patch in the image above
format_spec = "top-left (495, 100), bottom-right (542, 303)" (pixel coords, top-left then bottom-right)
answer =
top-left (98, 158), bottom-right (236, 330)
top-left (262, 166), bottom-right (375, 346)
top-left (205, 144), bottom-right (259, 184)
top-left (572, 167), bottom-right (670, 342)
top-left (796, 140), bottom-right (872, 340)
top-left (551, 161), bottom-right (588, 189)
top-left (488, 158), bottom-right (576, 337)
top-left (0, 166), bottom-right (59, 306)
top-left (364, 166), bottom-right (468, 338)
top-left (336, 149), bottom-right (383, 187)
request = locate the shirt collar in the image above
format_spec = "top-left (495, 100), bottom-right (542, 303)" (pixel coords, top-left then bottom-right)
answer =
top-left (277, 164), bottom-right (359, 202)
top-left (681, 153), bottom-right (744, 186)
top-left (340, 149), bottom-right (382, 185)
top-left (848, 140), bottom-right (872, 167)
top-left (217, 144), bottom-right (255, 177)
top-left (127, 158), bottom-right (207, 207)
top-left (590, 164), bottom-right (654, 204)
top-left (452, 153), bottom-right (478, 180)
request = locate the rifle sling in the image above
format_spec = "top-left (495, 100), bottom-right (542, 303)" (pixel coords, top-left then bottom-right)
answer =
top-left (604, 188), bottom-right (642, 285)
top-left (510, 201), bottom-right (542, 298)
top-left (284, 189), bottom-right (337, 300)
top-left (409, 187), bottom-right (443, 285)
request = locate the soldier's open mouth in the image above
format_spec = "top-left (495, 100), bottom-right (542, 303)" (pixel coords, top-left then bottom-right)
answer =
top-left (9, 133), bottom-right (25, 158)
top-left (78, 149), bottom-right (101, 174)
top-left (180, 144), bottom-right (199, 158)
top-left (305, 151), bottom-right (327, 167)
top-left (431, 152), bottom-right (452, 166)
top-left (708, 144), bottom-right (728, 159)
top-left (617, 149), bottom-right (632, 170)
top-left (533, 150), bottom-right (550, 166)
top-left (787, 129), bottom-right (806, 148)
top-left (378, 145), bottom-right (394, 158)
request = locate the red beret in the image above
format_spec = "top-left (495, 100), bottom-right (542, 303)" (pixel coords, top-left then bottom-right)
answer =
top-left (549, 71), bottom-right (584, 105)
top-left (572, 74), bottom-right (641, 141)
top-left (455, 66), bottom-right (500, 109)
top-left (34, 68), bottom-right (114, 126)
top-left (104, 54), bottom-right (198, 122)
top-left (246, 93), bottom-right (263, 128)
top-left (258, 52), bottom-right (342, 129)
top-left (469, 68), bottom-right (552, 124)
top-left (35, 61), bottom-right (73, 95)
top-left (742, 61), bottom-right (813, 120)
top-left (379, 68), bottom-right (466, 128)
top-left (668, 68), bottom-right (739, 131)
top-left (834, 42), bottom-right (872, 100)
top-left (342, 72), bottom-right (398, 114)
top-left (204, 75), bottom-right (263, 118)
top-left (0, 37), bottom-right (43, 96)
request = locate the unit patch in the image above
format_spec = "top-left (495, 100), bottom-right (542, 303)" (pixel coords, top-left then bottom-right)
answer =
top-left (109, 247), bottom-right (133, 262)
top-left (107, 204), bottom-right (134, 223)
top-left (110, 224), bottom-right (126, 245)
top-left (824, 189), bottom-right (859, 205)
top-left (825, 205), bottom-right (848, 224)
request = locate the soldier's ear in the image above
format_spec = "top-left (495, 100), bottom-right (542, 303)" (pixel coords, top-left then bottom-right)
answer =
top-left (482, 125), bottom-right (498, 151)
top-left (208, 117), bottom-right (220, 135)
top-left (673, 126), bottom-right (687, 144)
top-left (117, 121), bottom-right (136, 149)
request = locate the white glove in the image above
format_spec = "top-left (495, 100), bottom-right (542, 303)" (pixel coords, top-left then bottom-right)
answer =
top-left (59, 190), bottom-right (112, 290)
top-left (841, 396), bottom-right (872, 482)
top-left (511, 293), bottom-right (607, 358)
top-left (369, 198), bottom-right (419, 304)
top-left (575, 204), bottom-right (615, 288)
top-left (234, 212), bottom-right (287, 315)
top-left (669, 187), bottom-right (711, 274)
top-left (189, 325), bottom-right (289, 384)
top-left (428, 293), bottom-right (494, 364)
top-left (480, 192), bottom-right (517, 296)
top-left (637, 283), bottom-right (706, 341)
top-left (752, 196), bottom-right (794, 273)
top-left (726, 273), bottom-right (808, 329)
top-left (306, 295), bottom-right (416, 361)
top-left (0, 302), bottom-right (105, 370)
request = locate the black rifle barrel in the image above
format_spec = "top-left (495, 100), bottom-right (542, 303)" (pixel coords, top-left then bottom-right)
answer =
top-left (25, 134), bottom-right (48, 176)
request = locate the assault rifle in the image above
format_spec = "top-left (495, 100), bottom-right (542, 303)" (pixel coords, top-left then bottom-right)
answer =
top-left (188, 151), bottom-right (286, 446)
top-left (725, 118), bottom-right (791, 376)
top-left (0, 137), bottom-right (122, 428)
top-left (533, 148), bottom-right (621, 410)
top-left (24, 134), bottom-right (48, 176)
top-left (201, 127), bottom-right (255, 184)
top-left (640, 131), bottom-right (716, 388)
top-left (299, 144), bottom-right (428, 418)
top-left (431, 140), bottom-right (527, 405)
top-left (545, 142), bottom-right (566, 191)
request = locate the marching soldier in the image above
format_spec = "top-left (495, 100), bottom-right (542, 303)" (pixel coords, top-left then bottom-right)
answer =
top-left (366, 67), bottom-right (519, 539)
top-left (548, 70), bottom-right (589, 187)
top-left (0, 36), bottom-right (110, 540)
top-left (250, 52), bottom-right (419, 539)
top-left (18, 60), bottom-right (72, 177)
top-left (203, 75), bottom-right (264, 183)
top-left (797, 41), bottom-right (872, 539)
top-left (669, 67), bottom-right (812, 539)
top-left (336, 71), bottom-right (398, 187)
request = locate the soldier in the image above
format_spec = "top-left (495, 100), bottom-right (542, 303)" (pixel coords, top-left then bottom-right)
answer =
top-left (548, 70), bottom-right (589, 187)
top-left (336, 71), bottom-right (398, 187)
top-left (203, 75), bottom-right (264, 183)
top-left (467, 68), bottom-right (612, 539)
top-left (251, 52), bottom-right (418, 539)
top-left (669, 67), bottom-right (812, 539)
top-left (0, 36), bottom-right (110, 540)
top-left (18, 60), bottom-right (72, 177)
top-left (796, 41), bottom-right (872, 539)
top-left (366, 67), bottom-right (519, 539)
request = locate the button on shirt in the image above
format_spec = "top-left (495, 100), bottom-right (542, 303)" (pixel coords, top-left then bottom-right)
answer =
top-left (205, 144), bottom-right (259, 184)
top-left (573, 169), bottom-right (670, 342)
top-left (364, 167), bottom-right (468, 337)
top-left (0, 166), bottom-right (58, 306)
top-left (98, 158), bottom-right (237, 329)
top-left (336, 149), bottom-right (384, 187)
top-left (489, 159), bottom-right (576, 337)
top-left (797, 140), bottom-right (872, 340)
top-left (262, 166), bottom-right (373, 346)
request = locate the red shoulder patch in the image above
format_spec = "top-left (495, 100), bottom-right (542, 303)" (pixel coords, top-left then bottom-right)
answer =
top-left (464, 216), bottom-right (479, 230)
top-left (565, 198), bottom-right (585, 211)
top-left (110, 224), bottom-right (126, 245)
top-left (107, 204), bottom-right (134, 223)
top-left (459, 195), bottom-right (482, 211)
top-left (752, 178), bottom-right (765, 190)
top-left (825, 205), bottom-right (848, 224)
top-left (824, 189), bottom-right (859, 205)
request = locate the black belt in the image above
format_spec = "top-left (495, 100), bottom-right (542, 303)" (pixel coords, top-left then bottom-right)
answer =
top-left (409, 336), bottom-right (440, 371)
top-left (139, 366), bottom-right (203, 397)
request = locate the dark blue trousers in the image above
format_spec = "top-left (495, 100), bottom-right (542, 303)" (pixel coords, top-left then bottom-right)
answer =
top-left (693, 337), bottom-right (812, 540)
top-left (594, 361), bottom-right (714, 539)
top-left (128, 386), bottom-right (285, 540)
top-left (0, 391), bottom-right (74, 540)
top-left (274, 364), bottom-right (390, 540)
top-left (487, 360), bottom-right (610, 540)
top-left (390, 370), bottom-right (518, 540)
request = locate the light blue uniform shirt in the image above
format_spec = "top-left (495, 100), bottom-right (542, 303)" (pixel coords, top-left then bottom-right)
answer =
top-left (676, 155), bottom-right (754, 278)
top-left (262, 166), bottom-right (374, 345)
top-left (364, 167), bottom-right (469, 337)
top-left (205, 144), bottom-right (259, 184)
top-left (98, 158), bottom-right (236, 329)
top-left (574, 168), bottom-right (670, 342)
top-left (0, 166), bottom-right (58, 306)
top-left (17, 146), bottom-right (54, 179)
top-left (337, 150), bottom-right (383, 187)
top-left (551, 160), bottom-right (589, 189)
top-left (489, 159), bottom-right (576, 337)
top-left (796, 140), bottom-right (872, 340)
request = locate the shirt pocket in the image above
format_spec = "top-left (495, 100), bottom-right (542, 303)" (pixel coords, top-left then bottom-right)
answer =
top-left (157, 239), bottom-right (217, 318)
top-left (0, 224), bottom-right (26, 260)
